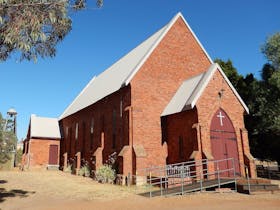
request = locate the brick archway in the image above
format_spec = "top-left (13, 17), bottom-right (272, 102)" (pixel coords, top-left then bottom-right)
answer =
top-left (210, 108), bottom-right (240, 177)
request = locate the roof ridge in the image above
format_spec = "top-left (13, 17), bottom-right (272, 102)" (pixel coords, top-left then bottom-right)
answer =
top-left (59, 76), bottom-right (96, 119)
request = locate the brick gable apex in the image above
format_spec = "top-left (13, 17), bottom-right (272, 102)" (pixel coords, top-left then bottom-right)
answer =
top-left (123, 12), bottom-right (213, 85)
top-left (196, 63), bottom-right (249, 114)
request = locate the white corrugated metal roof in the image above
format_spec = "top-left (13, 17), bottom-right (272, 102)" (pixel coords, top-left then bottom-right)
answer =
top-left (161, 73), bottom-right (205, 116)
top-left (30, 115), bottom-right (61, 139)
top-left (59, 12), bottom-right (213, 120)
top-left (161, 63), bottom-right (249, 116)
top-left (59, 25), bottom-right (167, 120)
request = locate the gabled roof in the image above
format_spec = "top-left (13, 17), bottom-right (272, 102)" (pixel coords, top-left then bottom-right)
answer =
top-left (59, 12), bottom-right (213, 120)
top-left (161, 63), bottom-right (249, 116)
top-left (29, 115), bottom-right (61, 139)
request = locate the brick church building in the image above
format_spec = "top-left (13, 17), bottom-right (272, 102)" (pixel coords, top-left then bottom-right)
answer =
top-left (59, 13), bottom-right (256, 179)
top-left (22, 115), bottom-right (61, 169)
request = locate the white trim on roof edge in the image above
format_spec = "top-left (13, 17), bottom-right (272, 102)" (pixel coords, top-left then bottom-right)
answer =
top-left (190, 63), bottom-right (249, 114)
top-left (189, 64), bottom-right (217, 109)
top-left (123, 12), bottom-right (213, 86)
top-left (59, 76), bottom-right (96, 120)
top-left (217, 64), bottom-right (249, 114)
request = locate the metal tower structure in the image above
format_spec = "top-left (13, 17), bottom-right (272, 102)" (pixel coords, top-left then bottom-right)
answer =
top-left (4, 108), bottom-right (17, 135)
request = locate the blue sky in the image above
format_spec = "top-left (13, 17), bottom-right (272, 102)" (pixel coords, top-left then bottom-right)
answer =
top-left (1, 0), bottom-right (279, 141)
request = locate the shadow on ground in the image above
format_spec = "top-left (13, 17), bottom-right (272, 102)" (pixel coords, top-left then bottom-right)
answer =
top-left (0, 180), bottom-right (36, 203)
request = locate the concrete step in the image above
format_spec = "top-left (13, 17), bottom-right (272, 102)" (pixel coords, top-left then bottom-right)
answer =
top-left (241, 184), bottom-right (279, 191)
top-left (237, 183), bottom-right (279, 194)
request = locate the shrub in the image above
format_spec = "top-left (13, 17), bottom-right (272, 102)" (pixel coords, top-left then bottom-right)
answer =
top-left (78, 165), bottom-right (91, 177)
top-left (84, 164), bottom-right (91, 177)
top-left (95, 164), bottom-right (116, 184)
top-left (78, 167), bottom-right (85, 176)
top-left (16, 148), bottom-right (23, 167)
top-left (64, 164), bottom-right (72, 173)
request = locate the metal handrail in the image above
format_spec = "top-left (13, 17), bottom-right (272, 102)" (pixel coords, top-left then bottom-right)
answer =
top-left (144, 157), bottom-right (238, 197)
top-left (145, 157), bottom-right (235, 176)
top-left (139, 158), bottom-right (209, 174)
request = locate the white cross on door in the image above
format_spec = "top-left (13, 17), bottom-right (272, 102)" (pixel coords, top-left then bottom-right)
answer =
top-left (217, 111), bottom-right (225, 126)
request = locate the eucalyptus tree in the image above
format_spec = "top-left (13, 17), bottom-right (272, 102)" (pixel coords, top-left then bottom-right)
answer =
top-left (0, 0), bottom-right (103, 61)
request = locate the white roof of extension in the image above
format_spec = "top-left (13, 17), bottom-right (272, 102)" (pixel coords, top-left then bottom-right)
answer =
top-left (30, 115), bottom-right (61, 139)
top-left (161, 63), bottom-right (249, 116)
top-left (59, 12), bottom-right (213, 120)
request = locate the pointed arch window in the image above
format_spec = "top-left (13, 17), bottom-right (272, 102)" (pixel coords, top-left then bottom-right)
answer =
top-left (179, 136), bottom-right (183, 159)
top-left (112, 109), bottom-right (117, 149)
top-left (90, 117), bottom-right (94, 149)
top-left (75, 123), bottom-right (79, 141)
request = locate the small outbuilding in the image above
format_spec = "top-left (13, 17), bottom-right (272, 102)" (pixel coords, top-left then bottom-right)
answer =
top-left (22, 114), bottom-right (61, 169)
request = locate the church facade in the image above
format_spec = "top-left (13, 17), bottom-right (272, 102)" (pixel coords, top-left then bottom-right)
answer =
top-left (59, 13), bottom-right (256, 179)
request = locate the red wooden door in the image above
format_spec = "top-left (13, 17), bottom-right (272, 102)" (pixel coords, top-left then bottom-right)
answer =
top-left (49, 145), bottom-right (59, 165)
top-left (210, 109), bottom-right (240, 177)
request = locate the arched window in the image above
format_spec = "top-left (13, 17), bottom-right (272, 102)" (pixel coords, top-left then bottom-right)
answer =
top-left (112, 109), bottom-right (117, 149)
top-left (90, 117), bottom-right (94, 149)
top-left (75, 123), bottom-right (79, 140)
top-left (179, 136), bottom-right (183, 159)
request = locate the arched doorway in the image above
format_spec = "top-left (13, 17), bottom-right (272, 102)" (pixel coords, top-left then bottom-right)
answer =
top-left (210, 108), bottom-right (240, 177)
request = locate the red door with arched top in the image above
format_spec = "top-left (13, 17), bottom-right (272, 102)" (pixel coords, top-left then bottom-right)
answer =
top-left (210, 108), bottom-right (240, 177)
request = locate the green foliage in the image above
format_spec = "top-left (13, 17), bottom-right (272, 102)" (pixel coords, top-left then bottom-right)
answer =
top-left (78, 164), bottom-right (91, 177)
top-left (64, 163), bottom-right (72, 173)
top-left (0, 0), bottom-right (103, 61)
top-left (16, 148), bottom-right (23, 166)
top-left (0, 112), bottom-right (17, 165)
top-left (84, 164), bottom-right (91, 177)
top-left (214, 59), bottom-right (244, 89)
top-left (261, 32), bottom-right (280, 70)
top-left (95, 164), bottom-right (116, 184)
top-left (78, 167), bottom-right (84, 176)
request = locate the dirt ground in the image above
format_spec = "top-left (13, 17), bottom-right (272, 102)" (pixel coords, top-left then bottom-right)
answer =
top-left (0, 170), bottom-right (280, 210)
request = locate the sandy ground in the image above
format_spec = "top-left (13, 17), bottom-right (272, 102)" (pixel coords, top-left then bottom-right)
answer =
top-left (0, 170), bottom-right (280, 210)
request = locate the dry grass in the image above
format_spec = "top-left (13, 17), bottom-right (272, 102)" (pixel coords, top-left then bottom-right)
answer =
top-left (0, 170), bottom-right (280, 210)
top-left (0, 170), bottom-right (147, 201)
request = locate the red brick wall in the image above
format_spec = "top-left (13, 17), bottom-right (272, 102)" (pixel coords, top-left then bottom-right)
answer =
top-left (196, 69), bottom-right (248, 176)
top-left (165, 109), bottom-right (198, 164)
top-left (28, 138), bottom-right (60, 167)
top-left (130, 17), bottom-right (211, 169)
top-left (59, 86), bottom-right (131, 173)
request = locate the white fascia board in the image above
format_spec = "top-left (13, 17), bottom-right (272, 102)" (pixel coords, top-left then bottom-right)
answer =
top-left (179, 13), bottom-right (213, 64)
top-left (59, 76), bottom-right (96, 120)
top-left (189, 64), bottom-right (217, 109)
top-left (189, 63), bottom-right (249, 114)
top-left (124, 12), bottom-right (213, 86)
top-left (216, 64), bottom-right (249, 114)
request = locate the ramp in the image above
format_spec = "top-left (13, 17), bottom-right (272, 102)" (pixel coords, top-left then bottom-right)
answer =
top-left (140, 178), bottom-right (236, 197)
top-left (137, 158), bottom-right (238, 197)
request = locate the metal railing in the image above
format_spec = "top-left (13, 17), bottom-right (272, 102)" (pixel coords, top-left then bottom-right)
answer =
top-left (139, 158), bottom-right (238, 197)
